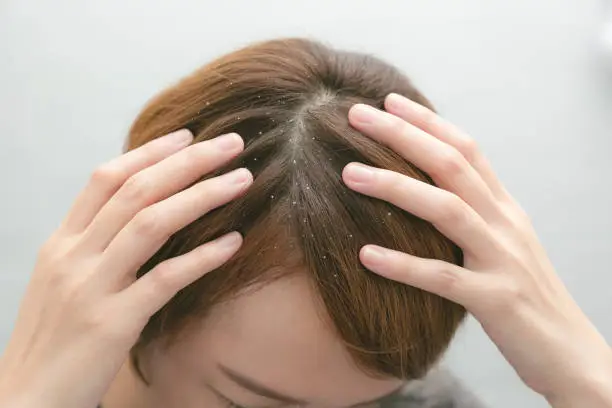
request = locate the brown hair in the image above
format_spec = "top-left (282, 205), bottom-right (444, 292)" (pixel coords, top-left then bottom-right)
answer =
top-left (127, 38), bottom-right (465, 382)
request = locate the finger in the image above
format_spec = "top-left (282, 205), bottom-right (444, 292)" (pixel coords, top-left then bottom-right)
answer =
top-left (82, 133), bottom-right (244, 251)
top-left (99, 168), bottom-right (252, 287)
top-left (121, 231), bottom-right (243, 319)
top-left (349, 103), bottom-right (500, 220)
top-left (61, 129), bottom-right (194, 234)
top-left (384, 93), bottom-right (507, 200)
top-left (360, 244), bottom-right (479, 307)
top-left (343, 162), bottom-right (501, 260)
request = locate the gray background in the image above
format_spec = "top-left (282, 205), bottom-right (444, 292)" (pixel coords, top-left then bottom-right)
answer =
top-left (1, 1), bottom-right (611, 407)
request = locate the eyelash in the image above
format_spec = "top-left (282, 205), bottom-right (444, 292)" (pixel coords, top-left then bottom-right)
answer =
top-left (215, 391), bottom-right (247, 408)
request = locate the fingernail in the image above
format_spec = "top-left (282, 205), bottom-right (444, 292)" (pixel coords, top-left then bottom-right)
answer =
top-left (385, 93), bottom-right (408, 110)
top-left (227, 168), bottom-right (252, 184)
top-left (361, 245), bottom-right (387, 266)
top-left (163, 129), bottom-right (193, 145)
top-left (350, 104), bottom-right (379, 125)
top-left (211, 133), bottom-right (243, 151)
top-left (344, 163), bottom-right (374, 183)
top-left (217, 231), bottom-right (242, 249)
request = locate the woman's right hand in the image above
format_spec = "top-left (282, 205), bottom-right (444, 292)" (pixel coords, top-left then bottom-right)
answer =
top-left (0, 129), bottom-right (252, 408)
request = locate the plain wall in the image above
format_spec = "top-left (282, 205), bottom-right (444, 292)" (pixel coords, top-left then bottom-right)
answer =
top-left (1, 1), bottom-right (611, 407)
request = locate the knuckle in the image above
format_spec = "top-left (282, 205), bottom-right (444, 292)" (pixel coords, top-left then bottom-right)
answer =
top-left (499, 202), bottom-right (532, 231)
top-left (90, 164), bottom-right (124, 189)
top-left (37, 236), bottom-right (60, 262)
top-left (512, 204), bottom-right (533, 226)
top-left (131, 209), bottom-right (166, 238)
top-left (433, 262), bottom-right (462, 294)
top-left (82, 307), bottom-right (108, 330)
top-left (147, 264), bottom-right (179, 296)
top-left (38, 231), bottom-right (77, 259)
top-left (81, 306), bottom-right (128, 342)
top-left (455, 137), bottom-right (479, 163)
top-left (432, 149), bottom-right (465, 177)
top-left (490, 278), bottom-right (525, 312)
top-left (436, 193), bottom-right (467, 224)
top-left (36, 240), bottom-right (78, 279)
top-left (120, 175), bottom-right (153, 204)
top-left (50, 271), bottom-right (83, 301)
top-left (384, 170), bottom-right (406, 192)
top-left (46, 266), bottom-right (69, 288)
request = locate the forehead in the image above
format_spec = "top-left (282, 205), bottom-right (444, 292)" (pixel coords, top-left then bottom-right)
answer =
top-left (172, 274), bottom-right (402, 403)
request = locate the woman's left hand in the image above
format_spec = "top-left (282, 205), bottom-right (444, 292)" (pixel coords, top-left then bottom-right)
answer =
top-left (342, 93), bottom-right (612, 408)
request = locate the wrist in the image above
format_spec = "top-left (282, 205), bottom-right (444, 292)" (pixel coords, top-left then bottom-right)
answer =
top-left (0, 381), bottom-right (47, 408)
top-left (545, 350), bottom-right (612, 408)
top-left (0, 362), bottom-right (63, 408)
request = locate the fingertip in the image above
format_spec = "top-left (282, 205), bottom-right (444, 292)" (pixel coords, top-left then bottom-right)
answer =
top-left (211, 132), bottom-right (244, 152)
top-left (229, 132), bottom-right (245, 150)
top-left (229, 167), bottom-right (253, 185)
top-left (161, 128), bottom-right (194, 146)
top-left (342, 162), bottom-right (375, 185)
top-left (360, 245), bottom-right (388, 268)
top-left (216, 231), bottom-right (243, 251)
top-left (341, 162), bottom-right (358, 182)
top-left (348, 103), bottom-right (379, 126)
top-left (385, 93), bottom-right (432, 121)
top-left (384, 93), bottom-right (409, 112)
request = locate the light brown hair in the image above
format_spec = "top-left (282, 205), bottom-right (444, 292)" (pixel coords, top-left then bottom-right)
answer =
top-left (127, 38), bottom-right (465, 382)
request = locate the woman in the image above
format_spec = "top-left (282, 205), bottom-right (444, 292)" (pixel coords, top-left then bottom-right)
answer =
top-left (0, 39), bottom-right (610, 408)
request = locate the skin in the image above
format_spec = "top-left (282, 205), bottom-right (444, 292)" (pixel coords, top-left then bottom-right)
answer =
top-left (0, 93), bottom-right (610, 408)
top-left (103, 274), bottom-right (402, 408)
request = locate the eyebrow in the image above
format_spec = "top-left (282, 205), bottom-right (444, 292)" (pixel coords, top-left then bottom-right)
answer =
top-left (218, 364), bottom-right (403, 407)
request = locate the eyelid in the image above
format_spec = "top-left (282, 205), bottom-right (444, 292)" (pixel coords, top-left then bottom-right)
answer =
top-left (208, 386), bottom-right (244, 407)
top-left (208, 385), bottom-right (278, 408)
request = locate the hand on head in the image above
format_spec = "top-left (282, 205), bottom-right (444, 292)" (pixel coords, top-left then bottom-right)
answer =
top-left (344, 93), bottom-right (612, 408)
top-left (0, 129), bottom-right (251, 408)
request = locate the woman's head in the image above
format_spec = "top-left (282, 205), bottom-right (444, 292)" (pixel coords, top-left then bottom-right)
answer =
top-left (126, 38), bottom-right (465, 407)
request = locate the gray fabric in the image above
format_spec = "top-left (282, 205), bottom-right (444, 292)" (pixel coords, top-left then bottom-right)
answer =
top-left (381, 367), bottom-right (487, 408)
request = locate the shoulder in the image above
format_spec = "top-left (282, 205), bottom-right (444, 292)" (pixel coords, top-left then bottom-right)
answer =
top-left (385, 366), bottom-right (487, 408)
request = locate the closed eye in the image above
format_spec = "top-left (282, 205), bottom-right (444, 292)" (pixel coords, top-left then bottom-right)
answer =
top-left (209, 386), bottom-right (263, 408)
